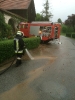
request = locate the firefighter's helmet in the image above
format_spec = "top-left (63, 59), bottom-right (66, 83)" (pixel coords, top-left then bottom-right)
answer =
top-left (17, 31), bottom-right (24, 37)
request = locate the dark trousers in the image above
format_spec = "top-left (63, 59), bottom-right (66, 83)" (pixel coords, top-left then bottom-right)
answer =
top-left (16, 53), bottom-right (23, 67)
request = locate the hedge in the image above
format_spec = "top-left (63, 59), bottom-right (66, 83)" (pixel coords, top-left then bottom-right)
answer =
top-left (66, 33), bottom-right (75, 39)
top-left (0, 37), bottom-right (41, 63)
top-left (72, 34), bottom-right (75, 38)
top-left (66, 33), bottom-right (71, 37)
top-left (23, 37), bottom-right (41, 49)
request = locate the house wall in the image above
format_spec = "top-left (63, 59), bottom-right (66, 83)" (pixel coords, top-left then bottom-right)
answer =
top-left (4, 14), bottom-right (11, 24)
top-left (28, 0), bottom-right (36, 22)
top-left (0, 10), bottom-right (12, 24)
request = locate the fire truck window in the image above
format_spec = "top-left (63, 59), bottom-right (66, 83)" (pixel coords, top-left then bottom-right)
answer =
top-left (25, 24), bottom-right (28, 29)
top-left (23, 25), bottom-right (24, 29)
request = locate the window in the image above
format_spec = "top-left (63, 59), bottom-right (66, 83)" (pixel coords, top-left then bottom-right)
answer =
top-left (25, 24), bottom-right (28, 29)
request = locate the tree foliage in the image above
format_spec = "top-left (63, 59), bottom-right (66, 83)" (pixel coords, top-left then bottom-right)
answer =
top-left (65, 14), bottom-right (75, 32)
top-left (0, 12), bottom-right (12, 39)
top-left (35, 13), bottom-right (43, 21)
top-left (41, 0), bottom-right (53, 21)
top-left (57, 18), bottom-right (62, 24)
top-left (35, 0), bottom-right (53, 21)
top-left (61, 24), bottom-right (67, 33)
top-left (61, 24), bottom-right (73, 34)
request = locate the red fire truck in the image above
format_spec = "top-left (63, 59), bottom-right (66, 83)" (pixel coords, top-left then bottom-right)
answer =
top-left (19, 22), bottom-right (61, 43)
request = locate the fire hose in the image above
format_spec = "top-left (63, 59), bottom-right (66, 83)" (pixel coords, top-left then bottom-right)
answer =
top-left (0, 49), bottom-right (34, 75)
top-left (0, 56), bottom-right (16, 75)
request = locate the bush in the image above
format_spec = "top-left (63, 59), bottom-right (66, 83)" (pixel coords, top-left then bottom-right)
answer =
top-left (0, 40), bottom-right (15, 63)
top-left (0, 12), bottom-right (12, 39)
top-left (23, 37), bottom-right (41, 49)
top-left (61, 24), bottom-right (67, 33)
top-left (72, 34), bottom-right (75, 38)
top-left (61, 24), bottom-right (74, 35)
top-left (0, 37), bottom-right (41, 63)
top-left (66, 34), bottom-right (71, 37)
top-left (66, 26), bottom-right (74, 34)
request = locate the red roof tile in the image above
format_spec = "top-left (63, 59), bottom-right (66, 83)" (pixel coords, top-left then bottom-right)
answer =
top-left (0, 0), bottom-right (31, 10)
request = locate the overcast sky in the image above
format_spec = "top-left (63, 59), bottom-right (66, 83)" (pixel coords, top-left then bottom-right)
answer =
top-left (34, 0), bottom-right (75, 22)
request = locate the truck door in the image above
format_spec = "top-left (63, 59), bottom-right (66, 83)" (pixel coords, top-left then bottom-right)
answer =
top-left (19, 23), bottom-right (30, 37)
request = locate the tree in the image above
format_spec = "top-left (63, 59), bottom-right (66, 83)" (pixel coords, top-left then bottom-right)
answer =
top-left (57, 18), bottom-right (62, 24)
top-left (35, 13), bottom-right (43, 21)
top-left (0, 12), bottom-right (12, 38)
top-left (41, 0), bottom-right (53, 21)
top-left (0, 12), bottom-right (5, 38)
top-left (65, 14), bottom-right (75, 32)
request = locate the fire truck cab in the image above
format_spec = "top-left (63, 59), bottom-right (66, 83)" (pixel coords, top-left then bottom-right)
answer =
top-left (19, 22), bottom-right (61, 43)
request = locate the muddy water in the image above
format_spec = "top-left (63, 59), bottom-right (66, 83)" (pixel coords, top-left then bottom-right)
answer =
top-left (23, 43), bottom-right (58, 60)
top-left (0, 43), bottom-right (57, 100)
top-left (0, 54), bottom-right (56, 100)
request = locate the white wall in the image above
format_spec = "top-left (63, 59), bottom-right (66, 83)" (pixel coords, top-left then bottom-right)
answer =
top-left (4, 14), bottom-right (11, 24)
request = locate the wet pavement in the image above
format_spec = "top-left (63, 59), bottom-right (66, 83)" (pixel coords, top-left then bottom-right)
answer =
top-left (0, 36), bottom-right (75, 100)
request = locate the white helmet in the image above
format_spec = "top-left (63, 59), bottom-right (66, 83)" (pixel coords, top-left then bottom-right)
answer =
top-left (17, 31), bottom-right (24, 37)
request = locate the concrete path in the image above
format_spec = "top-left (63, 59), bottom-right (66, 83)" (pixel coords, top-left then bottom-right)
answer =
top-left (0, 36), bottom-right (75, 100)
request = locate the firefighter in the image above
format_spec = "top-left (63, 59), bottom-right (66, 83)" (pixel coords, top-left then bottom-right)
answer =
top-left (39, 29), bottom-right (42, 40)
top-left (14, 31), bottom-right (26, 67)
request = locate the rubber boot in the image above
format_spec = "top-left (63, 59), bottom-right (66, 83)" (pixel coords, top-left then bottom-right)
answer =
top-left (16, 59), bottom-right (20, 67)
top-left (16, 59), bottom-right (22, 67)
top-left (19, 60), bottom-right (22, 65)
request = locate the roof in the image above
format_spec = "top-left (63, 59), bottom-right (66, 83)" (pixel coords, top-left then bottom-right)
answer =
top-left (0, 0), bottom-right (31, 10)
top-left (0, 8), bottom-right (25, 20)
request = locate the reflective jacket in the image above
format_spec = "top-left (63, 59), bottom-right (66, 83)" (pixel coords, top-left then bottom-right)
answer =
top-left (14, 35), bottom-right (24, 54)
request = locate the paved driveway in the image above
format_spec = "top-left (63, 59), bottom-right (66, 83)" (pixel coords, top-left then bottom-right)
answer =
top-left (0, 36), bottom-right (75, 100)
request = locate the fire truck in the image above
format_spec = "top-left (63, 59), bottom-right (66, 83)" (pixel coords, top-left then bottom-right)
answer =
top-left (19, 22), bottom-right (61, 43)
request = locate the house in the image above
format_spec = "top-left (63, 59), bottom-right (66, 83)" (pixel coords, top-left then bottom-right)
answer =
top-left (0, 8), bottom-right (25, 24)
top-left (0, 8), bottom-right (26, 34)
top-left (0, 0), bottom-right (36, 22)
